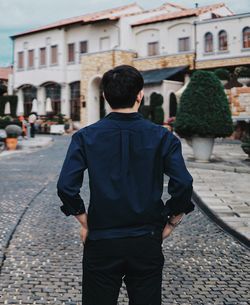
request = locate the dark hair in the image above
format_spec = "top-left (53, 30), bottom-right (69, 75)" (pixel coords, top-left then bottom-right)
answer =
top-left (101, 65), bottom-right (144, 109)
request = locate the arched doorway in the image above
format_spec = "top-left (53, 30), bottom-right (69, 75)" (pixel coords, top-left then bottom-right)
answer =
top-left (70, 81), bottom-right (80, 121)
top-left (22, 85), bottom-right (37, 116)
top-left (44, 82), bottom-right (61, 115)
top-left (169, 92), bottom-right (177, 117)
top-left (88, 77), bottom-right (106, 125)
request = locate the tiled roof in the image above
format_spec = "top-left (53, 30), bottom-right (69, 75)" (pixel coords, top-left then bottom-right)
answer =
top-left (132, 3), bottom-right (231, 26)
top-left (11, 3), bottom-right (142, 38)
top-left (0, 67), bottom-right (12, 80)
top-left (160, 2), bottom-right (187, 11)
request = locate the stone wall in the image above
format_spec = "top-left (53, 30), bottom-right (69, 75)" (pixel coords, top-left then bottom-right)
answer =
top-left (133, 53), bottom-right (195, 71)
top-left (196, 56), bottom-right (250, 69)
top-left (80, 50), bottom-right (137, 125)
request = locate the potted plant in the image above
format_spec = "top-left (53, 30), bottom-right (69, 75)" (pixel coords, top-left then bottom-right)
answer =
top-left (5, 124), bottom-right (22, 150)
top-left (174, 70), bottom-right (233, 162)
top-left (235, 66), bottom-right (250, 87)
top-left (214, 68), bottom-right (230, 86)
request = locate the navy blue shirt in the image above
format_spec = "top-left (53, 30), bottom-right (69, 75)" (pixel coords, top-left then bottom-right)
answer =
top-left (56, 111), bottom-right (194, 240)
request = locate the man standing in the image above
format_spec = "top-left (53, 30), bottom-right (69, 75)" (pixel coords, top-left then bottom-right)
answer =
top-left (57, 65), bottom-right (195, 305)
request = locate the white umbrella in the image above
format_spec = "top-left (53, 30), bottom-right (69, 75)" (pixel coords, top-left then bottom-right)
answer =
top-left (4, 101), bottom-right (11, 115)
top-left (31, 98), bottom-right (38, 113)
top-left (16, 101), bottom-right (24, 115)
top-left (45, 97), bottom-right (53, 112)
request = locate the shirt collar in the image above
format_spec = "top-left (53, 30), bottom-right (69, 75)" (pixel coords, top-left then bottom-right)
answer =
top-left (105, 111), bottom-right (144, 121)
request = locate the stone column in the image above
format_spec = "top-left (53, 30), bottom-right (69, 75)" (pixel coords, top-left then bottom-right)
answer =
top-left (60, 83), bottom-right (70, 118)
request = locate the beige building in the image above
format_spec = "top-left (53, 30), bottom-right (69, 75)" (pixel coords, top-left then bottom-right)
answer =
top-left (10, 2), bottom-right (250, 126)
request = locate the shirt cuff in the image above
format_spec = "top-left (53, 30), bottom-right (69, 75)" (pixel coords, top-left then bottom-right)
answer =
top-left (161, 201), bottom-right (195, 225)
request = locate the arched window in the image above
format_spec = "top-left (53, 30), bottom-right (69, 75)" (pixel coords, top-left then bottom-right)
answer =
top-left (243, 27), bottom-right (250, 49)
top-left (204, 32), bottom-right (213, 53)
top-left (218, 30), bottom-right (228, 51)
top-left (22, 85), bottom-right (37, 116)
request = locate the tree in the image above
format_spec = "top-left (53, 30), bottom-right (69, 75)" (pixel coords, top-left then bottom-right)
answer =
top-left (174, 70), bottom-right (233, 138)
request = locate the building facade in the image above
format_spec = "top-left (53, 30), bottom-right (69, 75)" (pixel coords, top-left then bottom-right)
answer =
top-left (10, 2), bottom-right (250, 126)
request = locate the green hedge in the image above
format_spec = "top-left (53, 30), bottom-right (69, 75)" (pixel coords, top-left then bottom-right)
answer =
top-left (174, 70), bottom-right (233, 138)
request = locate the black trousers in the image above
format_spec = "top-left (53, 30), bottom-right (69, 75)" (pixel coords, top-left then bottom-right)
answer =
top-left (82, 230), bottom-right (165, 305)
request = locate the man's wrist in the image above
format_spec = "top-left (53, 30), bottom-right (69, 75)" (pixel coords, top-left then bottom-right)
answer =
top-left (168, 213), bottom-right (184, 227)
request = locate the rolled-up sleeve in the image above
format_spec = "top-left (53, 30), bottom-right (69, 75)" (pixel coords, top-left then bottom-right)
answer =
top-left (56, 131), bottom-right (87, 216)
top-left (161, 131), bottom-right (195, 222)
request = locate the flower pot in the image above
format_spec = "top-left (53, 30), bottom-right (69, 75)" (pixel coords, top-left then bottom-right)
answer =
top-left (6, 137), bottom-right (18, 150)
top-left (241, 142), bottom-right (250, 159)
top-left (238, 77), bottom-right (250, 87)
top-left (220, 80), bottom-right (227, 86)
top-left (191, 136), bottom-right (214, 162)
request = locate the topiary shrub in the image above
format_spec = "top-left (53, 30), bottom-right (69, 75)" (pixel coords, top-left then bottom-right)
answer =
top-left (174, 70), bottom-right (233, 138)
top-left (235, 66), bottom-right (250, 78)
top-left (5, 124), bottom-right (22, 138)
top-left (153, 106), bottom-right (164, 125)
top-left (214, 68), bottom-right (230, 81)
top-left (139, 105), bottom-right (151, 119)
top-left (149, 92), bottom-right (164, 124)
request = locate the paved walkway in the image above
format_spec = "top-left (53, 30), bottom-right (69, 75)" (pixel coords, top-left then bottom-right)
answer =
top-left (0, 134), bottom-right (249, 304)
top-left (181, 138), bottom-right (250, 246)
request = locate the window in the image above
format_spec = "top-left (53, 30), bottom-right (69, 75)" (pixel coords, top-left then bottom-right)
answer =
top-left (70, 81), bottom-right (80, 121)
top-left (28, 50), bottom-right (34, 68)
top-left (51, 45), bottom-right (58, 65)
top-left (218, 30), bottom-right (228, 51)
top-left (80, 41), bottom-right (88, 54)
top-left (40, 47), bottom-right (46, 66)
top-left (23, 86), bottom-right (37, 116)
top-left (243, 27), bottom-right (250, 49)
top-left (147, 41), bottom-right (159, 56)
top-left (178, 37), bottom-right (190, 52)
top-left (68, 43), bottom-right (75, 63)
top-left (17, 51), bottom-right (24, 69)
top-left (204, 32), bottom-right (213, 53)
top-left (100, 37), bottom-right (110, 51)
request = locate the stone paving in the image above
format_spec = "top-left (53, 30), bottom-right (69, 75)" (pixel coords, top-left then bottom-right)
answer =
top-left (0, 134), bottom-right (249, 304)
top-left (181, 138), bottom-right (250, 244)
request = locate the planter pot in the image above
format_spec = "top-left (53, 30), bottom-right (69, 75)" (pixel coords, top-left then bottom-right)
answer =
top-left (238, 77), bottom-right (250, 87)
top-left (6, 137), bottom-right (18, 150)
top-left (191, 136), bottom-right (214, 162)
top-left (241, 142), bottom-right (250, 159)
top-left (220, 79), bottom-right (227, 86)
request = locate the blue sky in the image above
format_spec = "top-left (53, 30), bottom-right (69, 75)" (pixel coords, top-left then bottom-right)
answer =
top-left (0, 0), bottom-right (249, 66)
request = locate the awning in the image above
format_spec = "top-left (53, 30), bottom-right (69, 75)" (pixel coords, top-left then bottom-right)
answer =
top-left (140, 65), bottom-right (188, 85)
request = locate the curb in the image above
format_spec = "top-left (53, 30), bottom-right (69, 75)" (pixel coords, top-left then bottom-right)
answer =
top-left (186, 160), bottom-right (250, 174)
top-left (0, 137), bottom-right (54, 159)
top-left (192, 191), bottom-right (250, 249)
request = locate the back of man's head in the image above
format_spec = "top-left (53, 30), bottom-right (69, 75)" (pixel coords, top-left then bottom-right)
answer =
top-left (101, 65), bottom-right (144, 109)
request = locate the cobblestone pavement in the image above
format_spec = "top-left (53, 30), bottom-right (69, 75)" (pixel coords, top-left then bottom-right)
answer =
top-left (0, 135), bottom-right (249, 305)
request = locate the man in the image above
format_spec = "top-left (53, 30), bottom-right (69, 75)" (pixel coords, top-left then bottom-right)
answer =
top-left (57, 65), bottom-right (195, 305)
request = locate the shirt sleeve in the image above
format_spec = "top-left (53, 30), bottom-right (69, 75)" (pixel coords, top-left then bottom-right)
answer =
top-left (56, 131), bottom-right (87, 216)
top-left (161, 131), bottom-right (195, 223)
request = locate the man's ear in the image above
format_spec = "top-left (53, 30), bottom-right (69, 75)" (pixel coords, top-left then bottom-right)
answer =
top-left (137, 89), bottom-right (144, 103)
